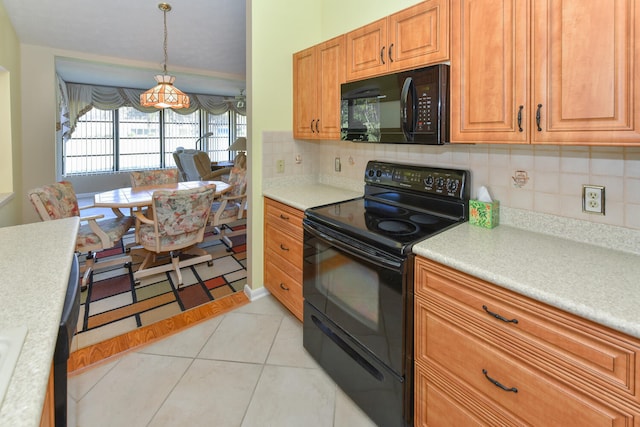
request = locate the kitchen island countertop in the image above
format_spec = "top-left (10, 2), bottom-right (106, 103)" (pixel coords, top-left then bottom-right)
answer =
top-left (0, 217), bottom-right (79, 426)
top-left (413, 221), bottom-right (640, 340)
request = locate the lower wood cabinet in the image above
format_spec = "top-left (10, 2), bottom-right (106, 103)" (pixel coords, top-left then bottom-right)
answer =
top-left (39, 364), bottom-right (54, 427)
top-left (263, 197), bottom-right (304, 321)
top-left (414, 256), bottom-right (640, 426)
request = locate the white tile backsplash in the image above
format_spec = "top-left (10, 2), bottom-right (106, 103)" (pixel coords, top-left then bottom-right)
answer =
top-left (262, 131), bottom-right (640, 230)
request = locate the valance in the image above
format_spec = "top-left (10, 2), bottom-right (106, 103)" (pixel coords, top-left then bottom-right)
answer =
top-left (57, 77), bottom-right (246, 141)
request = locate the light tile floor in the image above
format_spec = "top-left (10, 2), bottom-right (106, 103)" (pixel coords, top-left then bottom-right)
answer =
top-left (68, 295), bottom-right (378, 427)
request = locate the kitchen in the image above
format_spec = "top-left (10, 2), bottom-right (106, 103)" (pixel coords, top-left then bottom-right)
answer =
top-left (2, 0), bottom-right (640, 426)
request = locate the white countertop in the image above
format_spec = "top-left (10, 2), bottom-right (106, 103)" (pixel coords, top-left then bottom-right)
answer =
top-left (0, 217), bottom-right (79, 426)
top-left (413, 222), bottom-right (640, 340)
top-left (263, 183), bottom-right (362, 211)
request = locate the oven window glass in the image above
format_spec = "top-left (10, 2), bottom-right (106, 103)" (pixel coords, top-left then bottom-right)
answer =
top-left (316, 247), bottom-right (379, 330)
top-left (303, 229), bottom-right (405, 372)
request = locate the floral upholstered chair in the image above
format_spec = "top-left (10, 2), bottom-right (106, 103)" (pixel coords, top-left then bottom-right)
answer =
top-left (133, 185), bottom-right (216, 288)
top-left (27, 181), bottom-right (134, 289)
top-left (208, 152), bottom-right (248, 249)
top-left (129, 169), bottom-right (180, 188)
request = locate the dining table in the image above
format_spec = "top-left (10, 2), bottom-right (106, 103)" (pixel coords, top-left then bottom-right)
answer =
top-left (93, 180), bottom-right (230, 210)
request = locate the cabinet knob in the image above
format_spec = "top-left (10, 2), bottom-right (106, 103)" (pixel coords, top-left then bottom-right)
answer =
top-left (280, 283), bottom-right (289, 291)
top-left (310, 119), bottom-right (316, 133)
top-left (280, 244), bottom-right (289, 251)
top-left (280, 214), bottom-right (290, 220)
top-left (380, 46), bottom-right (386, 65)
top-left (315, 119), bottom-right (320, 133)
top-left (388, 43), bottom-right (394, 62)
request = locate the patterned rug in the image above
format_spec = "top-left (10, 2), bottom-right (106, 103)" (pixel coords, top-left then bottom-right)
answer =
top-left (74, 222), bottom-right (247, 350)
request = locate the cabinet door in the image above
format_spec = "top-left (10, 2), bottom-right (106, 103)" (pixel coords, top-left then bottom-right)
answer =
top-left (293, 46), bottom-right (317, 139)
top-left (388, 0), bottom-right (449, 72)
top-left (532, 0), bottom-right (640, 144)
top-left (316, 36), bottom-right (345, 139)
top-left (450, 0), bottom-right (529, 143)
top-left (345, 18), bottom-right (388, 81)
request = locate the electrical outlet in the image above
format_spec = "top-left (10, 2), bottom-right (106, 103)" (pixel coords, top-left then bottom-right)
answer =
top-left (582, 185), bottom-right (605, 215)
top-left (276, 159), bottom-right (285, 173)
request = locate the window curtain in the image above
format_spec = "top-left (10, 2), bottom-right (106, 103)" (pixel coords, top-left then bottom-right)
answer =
top-left (56, 77), bottom-right (246, 142)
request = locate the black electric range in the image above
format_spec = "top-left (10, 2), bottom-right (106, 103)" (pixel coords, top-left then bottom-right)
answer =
top-left (305, 160), bottom-right (471, 256)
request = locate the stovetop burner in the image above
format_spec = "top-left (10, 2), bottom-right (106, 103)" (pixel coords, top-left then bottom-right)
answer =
top-left (304, 161), bottom-right (470, 255)
top-left (376, 219), bottom-right (418, 235)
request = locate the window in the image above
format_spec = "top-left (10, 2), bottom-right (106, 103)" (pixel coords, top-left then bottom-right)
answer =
top-left (64, 107), bottom-right (246, 175)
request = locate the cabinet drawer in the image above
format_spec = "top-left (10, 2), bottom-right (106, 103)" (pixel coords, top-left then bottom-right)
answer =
top-left (417, 298), bottom-right (635, 427)
top-left (265, 259), bottom-right (303, 321)
top-left (416, 258), bottom-right (640, 405)
top-left (264, 198), bottom-right (303, 238)
top-left (265, 226), bottom-right (302, 269)
top-left (415, 360), bottom-right (524, 427)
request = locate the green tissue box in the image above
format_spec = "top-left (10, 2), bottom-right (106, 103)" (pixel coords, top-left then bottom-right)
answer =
top-left (469, 199), bottom-right (500, 228)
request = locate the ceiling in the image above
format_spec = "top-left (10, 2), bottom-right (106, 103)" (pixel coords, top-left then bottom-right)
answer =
top-left (2, 0), bottom-right (246, 96)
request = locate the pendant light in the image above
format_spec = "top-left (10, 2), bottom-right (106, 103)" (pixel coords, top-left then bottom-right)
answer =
top-left (140, 3), bottom-right (190, 109)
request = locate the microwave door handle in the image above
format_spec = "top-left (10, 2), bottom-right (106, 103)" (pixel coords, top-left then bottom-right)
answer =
top-left (400, 77), bottom-right (413, 141)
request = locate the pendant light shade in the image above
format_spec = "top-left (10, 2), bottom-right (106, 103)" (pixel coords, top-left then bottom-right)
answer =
top-left (140, 3), bottom-right (190, 109)
top-left (140, 75), bottom-right (190, 109)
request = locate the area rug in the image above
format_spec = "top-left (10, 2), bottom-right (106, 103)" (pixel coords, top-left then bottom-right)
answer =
top-left (74, 222), bottom-right (247, 350)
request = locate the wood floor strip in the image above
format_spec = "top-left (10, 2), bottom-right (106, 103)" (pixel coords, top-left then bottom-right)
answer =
top-left (68, 291), bottom-right (250, 374)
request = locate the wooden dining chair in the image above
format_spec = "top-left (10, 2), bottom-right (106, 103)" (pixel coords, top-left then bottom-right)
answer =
top-left (27, 181), bottom-right (134, 290)
top-left (208, 153), bottom-right (247, 249)
top-left (133, 185), bottom-right (217, 288)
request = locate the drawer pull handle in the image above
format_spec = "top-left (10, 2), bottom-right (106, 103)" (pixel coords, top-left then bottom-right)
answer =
top-left (280, 244), bottom-right (289, 251)
top-left (279, 214), bottom-right (290, 220)
top-left (280, 283), bottom-right (289, 291)
top-left (483, 369), bottom-right (518, 393)
top-left (517, 105), bottom-right (524, 132)
top-left (482, 305), bottom-right (518, 324)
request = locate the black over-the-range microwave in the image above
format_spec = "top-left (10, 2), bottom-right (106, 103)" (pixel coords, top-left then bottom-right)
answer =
top-left (340, 64), bottom-right (449, 144)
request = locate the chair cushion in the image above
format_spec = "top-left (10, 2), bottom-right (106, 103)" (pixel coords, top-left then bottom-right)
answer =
top-left (28, 181), bottom-right (79, 220)
top-left (211, 200), bottom-right (241, 221)
top-left (137, 187), bottom-right (216, 252)
top-left (130, 169), bottom-right (179, 187)
top-left (227, 168), bottom-right (247, 197)
top-left (77, 215), bottom-right (134, 251)
top-left (138, 224), bottom-right (203, 248)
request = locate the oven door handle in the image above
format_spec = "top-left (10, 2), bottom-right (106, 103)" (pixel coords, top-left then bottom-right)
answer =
top-left (304, 223), bottom-right (404, 271)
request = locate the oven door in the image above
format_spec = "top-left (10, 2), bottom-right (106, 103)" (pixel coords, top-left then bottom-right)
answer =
top-left (302, 220), bottom-right (406, 375)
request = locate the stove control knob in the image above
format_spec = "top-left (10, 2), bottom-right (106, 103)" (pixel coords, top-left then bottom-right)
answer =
top-left (436, 177), bottom-right (445, 189)
top-left (447, 179), bottom-right (459, 193)
top-left (424, 176), bottom-right (434, 187)
top-left (367, 169), bottom-right (375, 177)
top-left (376, 170), bottom-right (382, 177)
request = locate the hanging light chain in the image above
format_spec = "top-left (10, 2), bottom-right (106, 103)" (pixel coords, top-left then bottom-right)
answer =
top-left (160, 3), bottom-right (171, 75)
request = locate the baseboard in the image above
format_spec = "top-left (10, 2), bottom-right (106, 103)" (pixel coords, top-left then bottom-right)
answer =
top-left (244, 284), bottom-right (270, 301)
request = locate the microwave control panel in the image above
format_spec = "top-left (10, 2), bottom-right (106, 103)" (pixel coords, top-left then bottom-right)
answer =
top-left (415, 84), bottom-right (435, 132)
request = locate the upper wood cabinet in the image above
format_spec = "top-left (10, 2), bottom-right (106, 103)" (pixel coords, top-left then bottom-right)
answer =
top-left (450, 0), bottom-right (640, 145)
top-left (345, 0), bottom-right (449, 81)
top-left (293, 35), bottom-right (345, 140)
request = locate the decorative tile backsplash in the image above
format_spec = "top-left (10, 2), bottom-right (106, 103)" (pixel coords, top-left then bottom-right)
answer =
top-left (262, 131), bottom-right (640, 231)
